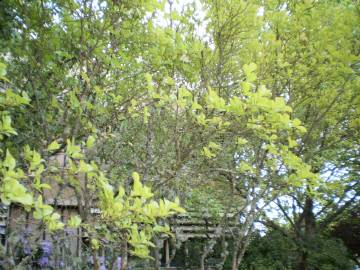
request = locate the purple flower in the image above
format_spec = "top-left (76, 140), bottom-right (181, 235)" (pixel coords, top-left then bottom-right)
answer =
top-left (38, 256), bottom-right (49, 268)
top-left (40, 240), bottom-right (52, 256)
top-left (99, 256), bottom-right (107, 270)
top-left (116, 257), bottom-right (122, 270)
top-left (22, 228), bottom-right (32, 237)
top-left (23, 245), bottom-right (32, 256)
top-left (57, 260), bottom-right (65, 268)
top-left (99, 256), bottom-right (105, 264)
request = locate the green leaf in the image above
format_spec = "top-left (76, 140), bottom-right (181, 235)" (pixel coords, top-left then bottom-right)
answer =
top-left (78, 160), bottom-right (93, 173)
top-left (1, 178), bottom-right (33, 206)
top-left (237, 138), bottom-right (248, 145)
top-left (132, 171), bottom-right (140, 183)
top-left (0, 115), bottom-right (17, 136)
top-left (165, 76), bottom-right (175, 86)
top-left (143, 106), bottom-right (149, 124)
top-left (33, 196), bottom-right (53, 219)
top-left (91, 239), bottom-right (99, 250)
top-left (86, 135), bottom-right (96, 148)
top-left (202, 147), bottom-right (216, 158)
top-left (30, 150), bottom-right (44, 170)
top-left (191, 101), bottom-right (202, 110)
top-left (239, 161), bottom-right (253, 172)
top-left (4, 149), bottom-right (16, 170)
top-left (288, 137), bottom-right (298, 148)
top-left (206, 89), bottom-right (226, 110)
top-left (243, 63), bottom-right (257, 82)
top-left (16, 193), bottom-right (34, 206)
top-left (0, 62), bottom-right (7, 77)
top-left (66, 139), bottom-right (83, 159)
top-left (208, 141), bottom-right (221, 150)
top-left (179, 87), bottom-right (192, 99)
top-left (145, 73), bottom-right (154, 91)
top-left (131, 172), bottom-right (153, 199)
top-left (68, 215), bottom-right (82, 228)
top-left (47, 140), bottom-right (61, 151)
top-left (46, 213), bottom-right (64, 231)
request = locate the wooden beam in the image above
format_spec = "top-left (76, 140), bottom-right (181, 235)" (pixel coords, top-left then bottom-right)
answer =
top-left (164, 239), bottom-right (170, 267)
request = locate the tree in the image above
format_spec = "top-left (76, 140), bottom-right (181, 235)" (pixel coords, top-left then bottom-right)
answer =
top-left (0, 0), bottom-right (358, 269)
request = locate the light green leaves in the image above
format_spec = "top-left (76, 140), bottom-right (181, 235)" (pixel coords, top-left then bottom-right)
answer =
top-left (0, 62), bottom-right (7, 78)
top-left (164, 76), bottom-right (175, 86)
top-left (239, 161), bottom-right (254, 173)
top-left (196, 113), bottom-right (207, 126)
top-left (143, 106), bottom-right (149, 124)
top-left (243, 63), bottom-right (257, 82)
top-left (202, 147), bottom-right (216, 158)
top-left (91, 239), bottom-right (100, 250)
top-left (131, 172), bottom-right (153, 199)
top-left (191, 100), bottom-right (203, 111)
top-left (96, 170), bottom-right (185, 258)
top-left (86, 135), bottom-right (96, 148)
top-left (33, 196), bottom-right (54, 220)
top-left (153, 224), bottom-right (170, 234)
top-left (47, 140), bottom-right (61, 151)
top-left (68, 215), bottom-right (82, 228)
top-left (228, 97), bottom-right (245, 115)
top-left (202, 142), bottom-right (221, 158)
top-left (66, 139), bottom-right (83, 159)
top-left (29, 150), bottom-right (44, 170)
top-left (1, 178), bottom-right (33, 206)
top-left (4, 149), bottom-right (16, 170)
top-left (0, 89), bottom-right (30, 108)
top-left (132, 171), bottom-right (140, 182)
top-left (33, 196), bottom-right (63, 231)
top-left (69, 91), bottom-right (80, 109)
top-left (78, 160), bottom-right (94, 173)
top-left (0, 115), bottom-right (18, 137)
top-left (129, 224), bottom-right (155, 251)
top-left (208, 141), bottom-right (221, 150)
top-left (206, 89), bottom-right (226, 110)
top-left (178, 87), bottom-right (193, 108)
top-left (145, 73), bottom-right (154, 91)
top-left (292, 118), bottom-right (307, 133)
top-left (237, 138), bottom-right (248, 145)
top-left (47, 214), bottom-right (64, 231)
top-left (288, 137), bottom-right (298, 148)
top-left (179, 87), bottom-right (192, 99)
top-left (157, 198), bottom-right (186, 217)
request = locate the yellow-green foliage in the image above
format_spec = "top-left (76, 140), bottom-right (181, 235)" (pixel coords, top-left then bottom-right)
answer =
top-left (97, 171), bottom-right (185, 258)
top-left (0, 62), bottom-right (185, 260)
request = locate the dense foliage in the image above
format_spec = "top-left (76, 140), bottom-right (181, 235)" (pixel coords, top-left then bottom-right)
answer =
top-left (0, 0), bottom-right (359, 269)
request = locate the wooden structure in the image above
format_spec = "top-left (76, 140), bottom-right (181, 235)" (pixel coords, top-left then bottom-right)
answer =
top-left (2, 152), bottom-right (239, 267)
top-left (158, 211), bottom-right (238, 267)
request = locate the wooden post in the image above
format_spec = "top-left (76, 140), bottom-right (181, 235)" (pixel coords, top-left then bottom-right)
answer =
top-left (165, 239), bottom-right (170, 267)
top-left (184, 241), bottom-right (189, 268)
top-left (121, 241), bottom-right (128, 270)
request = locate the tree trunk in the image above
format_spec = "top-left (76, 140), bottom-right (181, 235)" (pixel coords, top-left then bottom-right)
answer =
top-left (200, 241), bottom-right (214, 270)
top-left (164, 239), bottom-right (170, 267)
top-left (120, 241), bottom-right (127, 270)
top-left (153, 237), bottom-right (161, 270)
top-left (92, 249), bottom-right (100, 270)
top-left (297, 196), bottom-right (316, 270)
top-left (154, 248), bottom-right (161, 270)
top-left (216, 236), bottom-right (228, 270)
top-left (231, 239), bottom-right (240, 270)
top-left (298, 251), bottom-right (308, 270)
top-left (184, 241), bottom-right (189, 269)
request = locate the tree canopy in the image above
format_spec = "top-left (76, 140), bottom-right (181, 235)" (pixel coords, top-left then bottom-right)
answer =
top-left (0, 0), bottom-right (359, 269)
